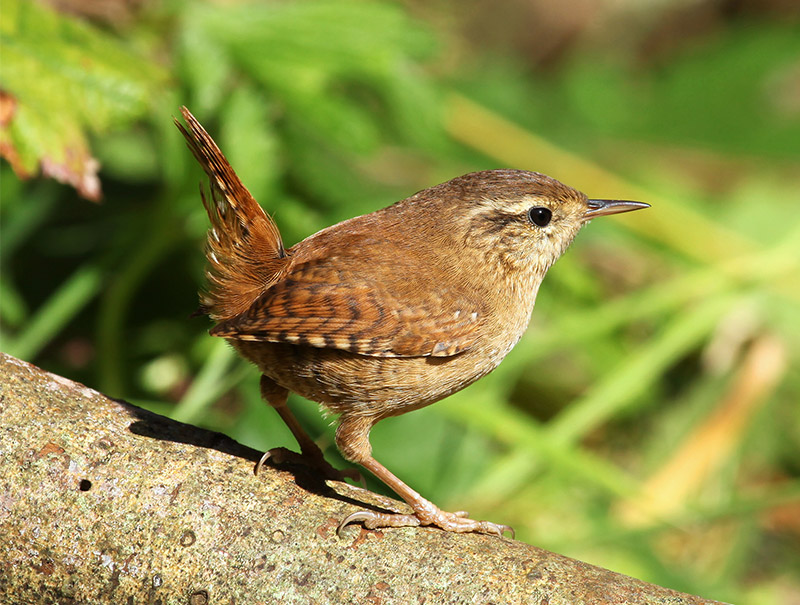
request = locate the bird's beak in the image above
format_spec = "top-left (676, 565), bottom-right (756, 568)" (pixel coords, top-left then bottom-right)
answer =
top-left (584, 199), bottom-right (650, 220)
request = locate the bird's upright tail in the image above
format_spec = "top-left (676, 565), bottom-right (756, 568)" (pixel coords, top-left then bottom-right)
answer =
top-left (176, 106), bottom-right (287, 322)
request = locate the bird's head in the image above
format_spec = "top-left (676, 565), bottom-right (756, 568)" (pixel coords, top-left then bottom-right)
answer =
top-left (423, 170), bottom-right (649, 276)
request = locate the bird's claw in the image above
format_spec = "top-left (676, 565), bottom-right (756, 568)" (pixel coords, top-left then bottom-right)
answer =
top-left (255, 447), bottom-right (364, 486)
top-left (337, 507), bottom-right (514, 539)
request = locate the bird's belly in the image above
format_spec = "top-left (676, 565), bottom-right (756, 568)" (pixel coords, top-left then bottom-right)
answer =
top-left (232, 339), bottom-right (507, 418)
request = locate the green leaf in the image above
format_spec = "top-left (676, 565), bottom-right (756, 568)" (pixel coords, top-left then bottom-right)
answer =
top-left (0, 0), bottom-right (166, 199)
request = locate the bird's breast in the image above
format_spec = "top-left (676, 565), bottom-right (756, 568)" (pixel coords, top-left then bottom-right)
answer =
top-left (477, 268), bottom-right (543, 361)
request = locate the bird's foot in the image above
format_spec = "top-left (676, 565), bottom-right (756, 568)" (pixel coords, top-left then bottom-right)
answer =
top-left (338, 505), bottom-right (514, 538)
top-left (255, 447), bottom-right (364, 485)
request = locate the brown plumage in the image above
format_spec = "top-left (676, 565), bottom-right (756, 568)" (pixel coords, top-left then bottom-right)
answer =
top-left (176, 114), bottom-right (285, 321)
top-left (176, 107), bottom-right (649, 537)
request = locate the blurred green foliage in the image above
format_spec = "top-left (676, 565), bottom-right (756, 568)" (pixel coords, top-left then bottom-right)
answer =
top-left (0, 0), bottom-right (165, 198)
top-left (1, 1), bottom-right (799, 603)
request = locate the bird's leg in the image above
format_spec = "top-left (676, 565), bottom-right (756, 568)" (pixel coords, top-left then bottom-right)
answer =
top-left (335, 415), bottom-right (514, 538)
top-left (256, 376), bottom-right (362, 484)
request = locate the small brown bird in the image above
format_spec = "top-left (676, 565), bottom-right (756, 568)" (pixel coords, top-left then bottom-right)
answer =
top-left (176, 107), bottom-right (648, 538)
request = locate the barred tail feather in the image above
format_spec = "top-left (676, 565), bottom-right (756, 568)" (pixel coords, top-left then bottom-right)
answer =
top-left (176, 107), bottom-right (287, 322)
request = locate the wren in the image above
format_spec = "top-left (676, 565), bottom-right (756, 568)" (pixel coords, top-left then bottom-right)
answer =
top-left (176, 107), bottom-right (649, 538)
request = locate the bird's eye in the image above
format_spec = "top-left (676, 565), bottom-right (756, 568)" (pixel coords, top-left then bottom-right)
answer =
top-left (527, 207), bottom-right (552, 227)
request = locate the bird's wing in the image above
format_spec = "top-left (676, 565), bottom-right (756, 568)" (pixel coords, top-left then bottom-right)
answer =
top-left (209, 264), bottom-right (483, 358)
